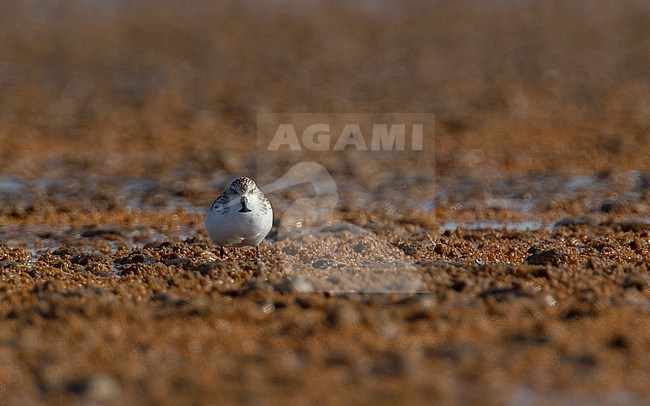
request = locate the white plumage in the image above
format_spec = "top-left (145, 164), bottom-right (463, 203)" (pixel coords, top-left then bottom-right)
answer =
top-left (205, 177), bottom-right (273, 257)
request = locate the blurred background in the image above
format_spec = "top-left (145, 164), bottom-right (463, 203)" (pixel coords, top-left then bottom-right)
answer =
top-left (0, 0), bottom-right (648, 182)
top-left (1, 3), bottom-right (649, 403)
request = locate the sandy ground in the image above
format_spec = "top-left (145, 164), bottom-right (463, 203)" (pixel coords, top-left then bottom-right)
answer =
top-left (0, 1), bottom-right (649, 404)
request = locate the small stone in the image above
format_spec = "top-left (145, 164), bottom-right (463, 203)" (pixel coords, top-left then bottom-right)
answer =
top-left (525, 248), bottom-right (571, 266)
top-left (479, 286), bottom-right (537, 302)
top-left (617, 221), bottom-right (650, 233)
top-left (71, 253), bottom-right (112, 266)
top-left (312, 259), bottom-right (345, 269)
top-left (623, 273), bottom-right (650, 290)
top-left (326, 303), bottom-right (360, 327)
top-left (554, 217), bottom-right (596, 228)
top-left (86, 374), bottom-right (121, 402)
top-left (198, 261), bottom-right (232, 276)
top-left (600, 200), bottom-right (628, 213)
top-left (543, 293), bottom-right (557, 307)
top-left (80, 227), bottom-right (125, 239)
top-left (164, 258), bottom-right (192, 269)
top-left (282, 246), bottom-right (298, 255)
top-left (291, 276), bottom-right (314, 293)
top-left (321, 222), bottom-right (367, 235)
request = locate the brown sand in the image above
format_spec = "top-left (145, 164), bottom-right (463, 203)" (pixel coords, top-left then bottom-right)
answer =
top-left (0, 1), bottom-right (649, 404)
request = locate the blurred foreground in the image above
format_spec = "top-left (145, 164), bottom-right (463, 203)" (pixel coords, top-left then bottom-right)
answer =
top-left (0, 1), bottom-right (649, 404)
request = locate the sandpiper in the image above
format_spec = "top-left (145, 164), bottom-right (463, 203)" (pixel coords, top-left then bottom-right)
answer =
top-left (205, 177), bottom-right (273, 258)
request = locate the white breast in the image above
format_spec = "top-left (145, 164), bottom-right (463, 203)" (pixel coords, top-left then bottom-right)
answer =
top-left (205, 197), bottom-right (273, 247)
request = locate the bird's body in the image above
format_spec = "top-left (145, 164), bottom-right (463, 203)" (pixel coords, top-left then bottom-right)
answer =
top-left (205, 177), bottom-right (273, 256)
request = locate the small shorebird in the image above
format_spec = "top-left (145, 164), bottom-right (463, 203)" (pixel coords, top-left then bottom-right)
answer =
top-left (205, 177), bottom-right (273, 258)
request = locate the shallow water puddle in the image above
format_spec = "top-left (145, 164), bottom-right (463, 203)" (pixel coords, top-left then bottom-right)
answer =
top-left (0, 224), bottom-right (204, 257)
top-left (439, 220), bottom-right (547, 231)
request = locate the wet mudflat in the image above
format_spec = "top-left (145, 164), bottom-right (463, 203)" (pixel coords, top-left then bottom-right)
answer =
top-left (1, 1), bottom-right (650, 404)
top-left (1, 171), bottom-right (649, 404)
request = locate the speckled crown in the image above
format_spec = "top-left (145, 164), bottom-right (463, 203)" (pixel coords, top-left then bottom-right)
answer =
top-left (229, 177), bottom-right (257, 194)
